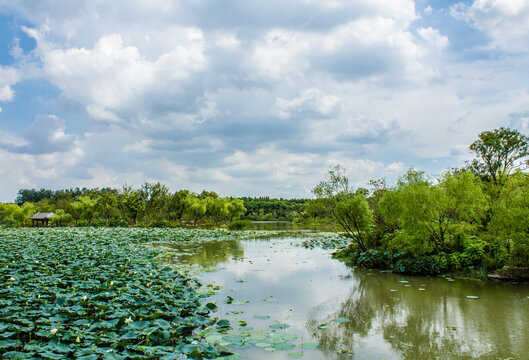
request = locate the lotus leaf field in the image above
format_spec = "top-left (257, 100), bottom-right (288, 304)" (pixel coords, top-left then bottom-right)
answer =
top-left (0, 227), bottom-right (257, 360)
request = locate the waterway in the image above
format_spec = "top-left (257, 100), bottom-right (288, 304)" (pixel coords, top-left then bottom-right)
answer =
top-left (168, 236), bottom-right (529, 360)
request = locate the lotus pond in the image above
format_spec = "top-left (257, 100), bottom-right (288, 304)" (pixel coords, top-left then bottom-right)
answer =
top-left (2, 228), bottom-right (529, 360)
top-left (0, 227), bottom-right (258, 359)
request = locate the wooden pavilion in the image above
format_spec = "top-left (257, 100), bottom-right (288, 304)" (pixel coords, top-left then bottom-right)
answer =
top-left (29, 212), bottom-right (54, 227)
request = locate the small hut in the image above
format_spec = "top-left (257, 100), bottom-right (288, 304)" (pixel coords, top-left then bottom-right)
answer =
top-left (29, 212), bottom-right (54, 227)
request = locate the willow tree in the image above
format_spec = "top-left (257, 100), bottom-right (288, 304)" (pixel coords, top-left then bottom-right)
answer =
top-left (379, 169), bottom-right (486, 252)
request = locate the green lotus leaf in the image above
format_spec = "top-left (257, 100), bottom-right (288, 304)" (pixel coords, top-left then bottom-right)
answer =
top-left (3, 351), bottom-right (34, 359)
top-left (273, 342), bottom-right (296, 350)
top-left (269, 323), bottom-right (290, 330)
top-left (288, 352), bottom-right (303, 358)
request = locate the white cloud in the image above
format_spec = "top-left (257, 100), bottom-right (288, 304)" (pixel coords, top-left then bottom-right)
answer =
top-left (385, 161), bottom-right (404, 172)
top-left (41, 31), bottom-right (206, 122)
top-left (452, 0), bottom-right (529, 52)
top-left (417, 27), bottom-right (449, 51)
top-left (0, 66), bottom-right (20, 103)
top-left (274, 88), bottom-right (342, 119)
top-left (0, 115), bottom-right (78, 155)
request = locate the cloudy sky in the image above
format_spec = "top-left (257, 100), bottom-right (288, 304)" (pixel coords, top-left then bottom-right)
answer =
top-left (0, 0), bottom-right (528, 201)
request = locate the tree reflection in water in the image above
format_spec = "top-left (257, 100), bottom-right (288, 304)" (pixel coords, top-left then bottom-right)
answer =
top-left (308, 269), bottom-right (529, 360)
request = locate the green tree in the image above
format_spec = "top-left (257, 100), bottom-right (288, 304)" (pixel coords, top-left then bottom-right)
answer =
top-left (71, 196), bottom-right (98, 224)
top-left (379, 170), bottom-right (486, 252)
top-left (0, 203), bottom-right (35, 226)
top-left (184, 195), bottom-right (207, 225)
top-left (489, 171), bottom-right (529, 265)
top-left (123, 192), bottom-right (145, 225)
top-left (140, 182), bottom-right (170, 222)
top-left (227, 199), bottom-right (246, 222)
top-left (313, 165), bottom-right (374, 251)
top-left (51, 209), bottom-right (72, 226)
top-left (165, 190), bottom-right (191, 221)
top-left (96, 192), bottom-right (119, 221)
top-left (469, 127), bottom-right (529, 185)
top-left (207, 197), bottom-right (230, 225)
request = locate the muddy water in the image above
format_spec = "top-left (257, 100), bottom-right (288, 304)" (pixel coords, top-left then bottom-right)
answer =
top-left (170, 237), bottom-right (529, 360)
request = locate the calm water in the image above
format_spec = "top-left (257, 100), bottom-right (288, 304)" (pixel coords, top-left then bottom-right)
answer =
top-left (168, 237), bottom-right (529, 360)
top-left (248, 221), bottom-right (338, 232)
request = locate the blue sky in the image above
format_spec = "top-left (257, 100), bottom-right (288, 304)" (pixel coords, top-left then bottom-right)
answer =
top-left (1, 0), bottom-right (529, 201)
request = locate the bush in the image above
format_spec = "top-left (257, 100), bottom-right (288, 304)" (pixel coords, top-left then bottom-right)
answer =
top-left (108, 217), bottom-right (129, 227)
top-left (394, 255), bottom-right (443, 275)
top-left (349, 249), bottom-right (393, 270)
top-left (228, 220), bottom-right (253, 230)
top-left (148, 220), bottom-right (169, 228)
top-left (91, 219), bottom-right (108, 227)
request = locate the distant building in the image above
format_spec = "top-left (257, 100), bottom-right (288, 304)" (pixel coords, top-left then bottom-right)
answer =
top-left (29, 212), bottom-right (54, 227)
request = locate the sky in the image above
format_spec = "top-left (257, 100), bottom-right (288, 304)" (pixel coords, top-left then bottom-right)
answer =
top-left (1, 0), bottom-right (529, 201)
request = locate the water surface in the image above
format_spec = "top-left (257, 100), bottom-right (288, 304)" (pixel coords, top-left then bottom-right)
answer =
top-left (168, 237), bottom-right (529, 360)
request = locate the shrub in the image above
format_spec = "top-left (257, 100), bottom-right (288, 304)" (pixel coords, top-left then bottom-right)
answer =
top-left (394, 255), bottom-right (443, 275)
top-left (91, 219), bottom-right (108, 227)
top-left (228, 220), bottom-right (253, 230)
top-left (108, 217), bottom-right (129, 227)
top-left (350, 249), bottom-right (393, 270)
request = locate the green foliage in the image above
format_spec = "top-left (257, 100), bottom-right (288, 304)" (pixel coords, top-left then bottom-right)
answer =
top-left (50, 209), bottom-right (72, 227)
top-left (313, 165), bottom-right (374, 251)
top-left (489, 172), bottom-right (529, 264)
top-left (0, 227), bottom-right (246, 359)
top-left (241, 197), bottom-right (307, 221)
top-left (468, 127), bottom-right (529, 185)
top-left (11, 183), bottom-right (247, 229)
top-left (0, 203), bottom-right (35, 227)
top-left (378, 169), bottom-right (486, 252)
top-left (394, 255), bottom-right (443, 275)
top-left (228, 220), bottom-right (253, 230)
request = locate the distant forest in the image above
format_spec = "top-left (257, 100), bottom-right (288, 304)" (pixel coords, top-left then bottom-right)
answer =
top-left (1, 185), bottom-right (315, 228)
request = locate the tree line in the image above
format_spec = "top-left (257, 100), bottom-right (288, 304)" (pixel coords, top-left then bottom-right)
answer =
top-left (1, 184), bottom-right (246, 228)
top-left (313, 127), bottom-right (529, 276)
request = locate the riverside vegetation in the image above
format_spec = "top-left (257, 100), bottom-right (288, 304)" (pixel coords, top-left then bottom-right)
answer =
top-left (313, 127), bottom-right (529, 278)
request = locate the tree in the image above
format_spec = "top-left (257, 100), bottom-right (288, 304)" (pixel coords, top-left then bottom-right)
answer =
top-left (140, 182), bottom-right (170, 221)
top-left (379, 170), bottom-right (486, 252)
top-left (51, 209), bottom-right (72, 226)
top-left (227, 199), bottom-right (246, 222)
top-left (469, 127), bottom-right (529, 185)
top-left (123, 192), bottom-right (145, 225)
top-left (207, 197), bottom-right (230, 225)
top-left (313, 165), bottom-right (374, 251)
top-left (0, 203), bottom-right (35, 226)
top-left (489, 171), bottom-right (529, 265)
top-left (96, 192), bottom-right (119, 221)
top-left (184, 195), bottom-right (207, 225)
top-left (165, 190), bottom-right (191, 221)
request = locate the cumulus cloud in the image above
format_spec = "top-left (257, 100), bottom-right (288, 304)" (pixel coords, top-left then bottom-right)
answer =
top-left (451, 0), bottom-right (529, 52)
top-left (274, 88), bottom-right (342, 119)
top-left (0, 115), bottom-right (77, 154)
top-left (41, 32), bottom-right (206, 121)
top-left (0, 66), bottom-right (20, 103)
